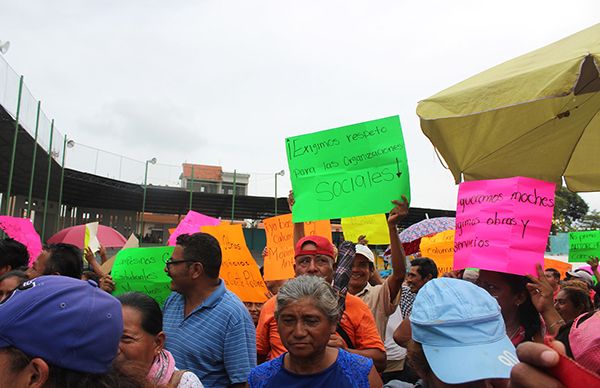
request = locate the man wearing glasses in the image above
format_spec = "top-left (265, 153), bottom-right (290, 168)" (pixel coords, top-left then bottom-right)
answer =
top-left (162, 233), bottom-right (256, 388)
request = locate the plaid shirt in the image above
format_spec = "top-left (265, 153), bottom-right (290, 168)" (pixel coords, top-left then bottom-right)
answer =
top-left (333, 241), bottom-right (355, 312)
top-left (400, 285), bottom-right (416, 319)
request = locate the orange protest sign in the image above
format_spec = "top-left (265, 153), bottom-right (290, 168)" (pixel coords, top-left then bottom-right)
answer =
top-left (420, 230), bottom-right (455, 277)
top-left (305, 219), bottom-right (332, 242)
top-left (263, 214), bottom-right (331, 281)
top-left (544, 258), bottom-right (572, 279)
top-left (201, 224), bottom-right (270, 303)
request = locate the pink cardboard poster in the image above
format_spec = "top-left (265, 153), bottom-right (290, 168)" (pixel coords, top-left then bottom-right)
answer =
top-left (0, 216), bottom-right (43, 266)
top-left (453, 177), bottom-right (555, 276)
top-left (167, 211), bottom-right (220, 246)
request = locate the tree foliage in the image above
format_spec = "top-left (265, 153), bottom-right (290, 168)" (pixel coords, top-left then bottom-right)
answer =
top-left (579, 210), bottom-right (600, 230)
top-left (552, 187), bottom-right (589, 233)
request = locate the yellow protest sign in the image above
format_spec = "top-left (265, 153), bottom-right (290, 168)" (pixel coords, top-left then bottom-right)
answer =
top-left (420, 230), bottom-right (455, 277)
top-left (201, 224), bottom-right (270, 303)
top-left (341, 214), bottom-right (390, 244)
top-left (544, 258), bottom-right (572, 279)
top-left (263, 214), bottom-right (332, 281)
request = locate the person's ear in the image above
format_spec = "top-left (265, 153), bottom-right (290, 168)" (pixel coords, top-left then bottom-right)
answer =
top-left (24, 358), bottom-right (50, 388)
top-left (190, 262), bottom-right (204, 279)
top-left (154, 331), bottom-right (166, 355)
top-left (515, 291), bottom-right (527, 307)
top-left (329, 322), bottom-right (338, 335)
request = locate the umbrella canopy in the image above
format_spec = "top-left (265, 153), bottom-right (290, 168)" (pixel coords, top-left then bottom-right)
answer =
top-left (417, 23), bottom-right (600, 192)
top-left (47, 225), bottom-right (127, 249)
top-left (384, 217), bottom-right (455, 256)
top-left (399, 217), bottom-right (456, 243)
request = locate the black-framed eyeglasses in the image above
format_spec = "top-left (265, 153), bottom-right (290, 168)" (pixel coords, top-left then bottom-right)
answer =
top-left (164, 257), bottom-right (200, 267)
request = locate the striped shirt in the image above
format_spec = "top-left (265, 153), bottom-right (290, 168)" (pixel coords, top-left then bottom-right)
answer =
top-left (163, 280), bottom-right (257, 388)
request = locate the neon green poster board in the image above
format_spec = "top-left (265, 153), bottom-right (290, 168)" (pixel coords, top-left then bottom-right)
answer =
top-left (112, 246), bottom-right (174, 306)
top-left (286, 116), bottom-right (410, 222)
top-left (569, 231), bottom-right (600, 262)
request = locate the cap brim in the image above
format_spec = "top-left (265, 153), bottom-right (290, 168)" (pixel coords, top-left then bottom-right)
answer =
top-left (422, 335), bottom-right (516, 384)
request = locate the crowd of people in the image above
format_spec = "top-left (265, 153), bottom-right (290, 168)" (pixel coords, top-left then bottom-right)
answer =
top-left (0, 193), bottom-right (599, 387)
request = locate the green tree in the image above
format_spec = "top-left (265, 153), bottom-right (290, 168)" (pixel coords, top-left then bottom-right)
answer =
top-left (552, 187), bottom-right (589, 233)
top-left (579, 210), bottom-right (600, 230)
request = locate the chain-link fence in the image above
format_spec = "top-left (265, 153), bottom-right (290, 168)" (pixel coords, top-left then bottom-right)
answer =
top-left (1, 54), bottom-right (291, 198)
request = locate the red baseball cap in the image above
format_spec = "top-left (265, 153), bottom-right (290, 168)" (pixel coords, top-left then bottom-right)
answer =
top-left (295, 236), bottom-right (334, 258)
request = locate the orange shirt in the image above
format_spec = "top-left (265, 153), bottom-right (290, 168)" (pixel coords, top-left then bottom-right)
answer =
top-left (256, 292), bottom-right (385, 359)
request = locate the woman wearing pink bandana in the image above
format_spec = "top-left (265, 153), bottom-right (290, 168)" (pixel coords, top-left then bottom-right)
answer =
top-left (117, 292), bottom-right (203, 388)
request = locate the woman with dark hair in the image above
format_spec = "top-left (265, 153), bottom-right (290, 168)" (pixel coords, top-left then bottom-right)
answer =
top-left (116, 292), bottom-right (203, 388)
top-left (554, 286), bottom-right (594, 324)
top-left (476, 270), bottom-right (543, 344)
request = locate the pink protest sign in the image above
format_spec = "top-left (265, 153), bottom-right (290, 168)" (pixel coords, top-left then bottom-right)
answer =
top-left (167, 211), bottom-right (220, 246)
top-left (453, 177), bottom-right (555, 276)
top-left (0, 216), bottom-right (42, 266)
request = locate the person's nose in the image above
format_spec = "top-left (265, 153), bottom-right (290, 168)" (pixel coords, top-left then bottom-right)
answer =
top-left (307, 259), bottom-right (319, 274)
top-left (292, 322), bottom-right (308, 338)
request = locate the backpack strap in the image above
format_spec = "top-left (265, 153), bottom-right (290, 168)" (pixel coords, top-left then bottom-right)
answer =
top-left (336, 324), bottom-right (355, 349)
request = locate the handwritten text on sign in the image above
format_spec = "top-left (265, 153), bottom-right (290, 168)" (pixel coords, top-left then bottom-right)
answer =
top-left (263, 214), bottom-right (331, 281)
top-left (286, 116), bottom-right (410, 222)
top-left (111, 247), bottom-right (174, 307)
top-left (202, 224), bottom-right (270, 303)
top-left (453, 177), bottom-right (555, 276)
top-left (569, 231), bottom-right (600, 262)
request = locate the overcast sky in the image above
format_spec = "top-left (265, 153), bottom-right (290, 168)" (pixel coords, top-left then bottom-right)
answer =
top-left (1, 1), bottom-right (599, 211)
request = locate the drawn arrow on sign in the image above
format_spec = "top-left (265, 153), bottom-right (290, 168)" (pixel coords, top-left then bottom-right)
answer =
top-left (395, 157), bottom-right (402, 177)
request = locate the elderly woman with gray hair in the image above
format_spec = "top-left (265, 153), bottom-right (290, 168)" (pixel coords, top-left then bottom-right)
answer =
top-left (249, 275), bottom-right (383, 387)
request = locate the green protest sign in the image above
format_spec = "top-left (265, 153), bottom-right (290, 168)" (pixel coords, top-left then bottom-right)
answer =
top-left (569, 231), bottom-right (600, 262)
top-left (111, 246), bottom-right (174, 306)
top-left (286, 116), bottom-right (410, 222)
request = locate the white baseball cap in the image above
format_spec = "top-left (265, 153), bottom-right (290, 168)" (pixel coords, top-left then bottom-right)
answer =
top-left (355, 244), bottom-right (375, 263)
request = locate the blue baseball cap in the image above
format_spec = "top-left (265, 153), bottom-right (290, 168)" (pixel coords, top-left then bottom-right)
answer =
top-left (0, 276), bottom-right (123, 373)
top-left (410, 278), bottom-right (517, 384)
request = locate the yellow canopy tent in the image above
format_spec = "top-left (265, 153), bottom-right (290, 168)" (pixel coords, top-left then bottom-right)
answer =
top-left (417, 23), bottom-right (600, 192)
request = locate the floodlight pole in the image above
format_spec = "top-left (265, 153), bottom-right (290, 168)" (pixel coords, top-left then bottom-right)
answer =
top-left (274, 170), bottom-right (285, 216)
top-left (56, 135), bottom-right (68, 231)
top-left (189, 165), bottom-right (194, 211)
top-left (27, 101), bottom-right (42, 218)
top-left (41, 120), bottom-right (54, 242)
top-left (231, 170), bottom-right (237, 222)
top-left (4, 75), bottom-right (24, 216)
top-left (140, 158), bottom-right (156, 242)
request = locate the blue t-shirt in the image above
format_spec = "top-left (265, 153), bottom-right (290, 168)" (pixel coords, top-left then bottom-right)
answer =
top-left (163, 280), bottom-right (256, 388)
top-left (248, 349), bottom-right (373, 388)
